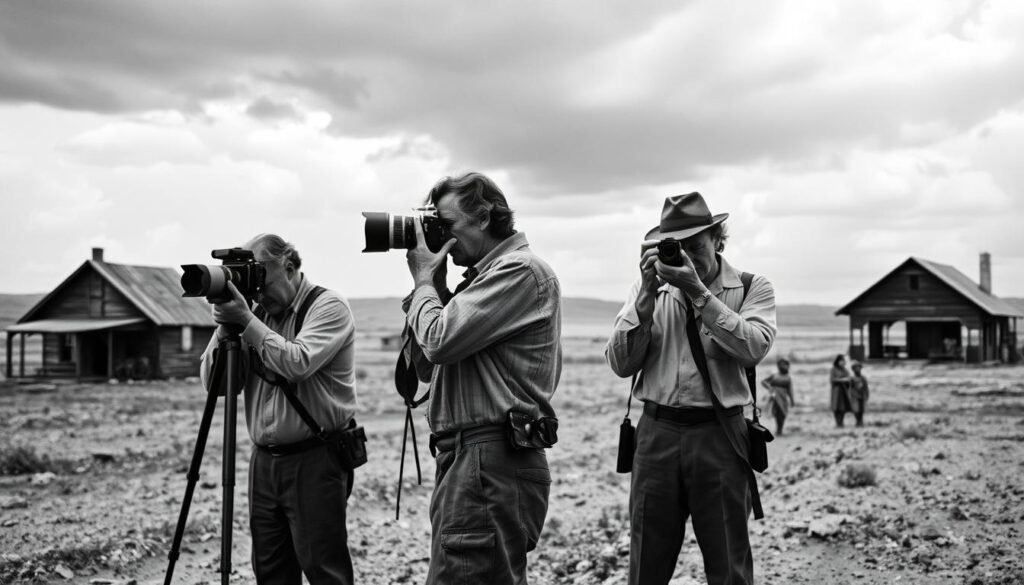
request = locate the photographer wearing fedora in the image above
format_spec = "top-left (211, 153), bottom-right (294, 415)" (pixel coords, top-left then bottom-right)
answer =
top-left (402, 172), bottom-right (561, 585)
top-left (606, 193), bottom-right (777, 585)
top-left (199, 233), bottom-right (360, 585)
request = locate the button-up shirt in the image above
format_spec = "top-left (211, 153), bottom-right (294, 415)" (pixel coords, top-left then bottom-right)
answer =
top-left (200, 275), bottom-right (357, 446)
top-left (406, 232), bottom-right (562, 433)
top-left (606, 255), bottom-right (776, 408)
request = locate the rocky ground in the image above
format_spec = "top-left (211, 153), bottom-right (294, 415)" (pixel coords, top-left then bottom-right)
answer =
top-left (1, 351), bottom-right (1023, 585)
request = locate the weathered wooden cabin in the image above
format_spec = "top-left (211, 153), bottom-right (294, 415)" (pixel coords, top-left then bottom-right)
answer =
top-left (836, 254), bottom-right (1022, 363)
top-left (5, 248), bottom-right (216, 380)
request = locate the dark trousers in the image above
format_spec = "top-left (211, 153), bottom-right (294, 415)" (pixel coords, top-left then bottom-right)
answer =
top-left (427, 429), bottom-right (551, 585)
top-left (629, 412), bottom-right (753, 585)
top-left (249, 443), bottom-right (354, 585)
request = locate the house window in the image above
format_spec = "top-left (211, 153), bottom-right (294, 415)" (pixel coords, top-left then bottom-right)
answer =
top-left (181, 326), bottom-right (193, 352)
top-left (909, 275), bottom-right (919, 290)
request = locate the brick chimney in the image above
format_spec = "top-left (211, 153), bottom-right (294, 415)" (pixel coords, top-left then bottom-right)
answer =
top-left (979, 252), bottom-right (991, 294)
top-left (92, 247), bottom-right (104, 262)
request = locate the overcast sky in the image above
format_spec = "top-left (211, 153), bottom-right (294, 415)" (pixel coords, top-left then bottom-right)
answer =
top-left (1, 1), bottom-right (1022, 306)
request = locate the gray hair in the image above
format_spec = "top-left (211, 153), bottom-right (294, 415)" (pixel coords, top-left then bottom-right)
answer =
top-left (244, 233), bottom-right (302, 269)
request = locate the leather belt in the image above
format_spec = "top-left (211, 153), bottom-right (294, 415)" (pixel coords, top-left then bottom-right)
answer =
top-left (429, 424), bottom-right (506, 457)
top-left (256, 429), bottom-right (344, 457)
top-left (644, 401), bottom-right (741, 425)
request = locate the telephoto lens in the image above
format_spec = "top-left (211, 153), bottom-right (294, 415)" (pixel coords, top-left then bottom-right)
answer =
top-left (362, 211), bottom-right (446, 253)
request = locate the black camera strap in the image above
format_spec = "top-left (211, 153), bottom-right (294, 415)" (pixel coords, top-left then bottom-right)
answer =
top-left (683, 272), bottom-right (765, 519)
top-left (393, 267), bottom-right (478, 519)
top-left (252, 286), bottom-right (332, 440)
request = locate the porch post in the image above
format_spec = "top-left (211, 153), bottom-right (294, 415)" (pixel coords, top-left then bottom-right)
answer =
top-left (75, 334), bottom-right (82, 381)
top-left (5, 332), bottom-right (11, 378)
top-left (107, 330), bottom-right (114, 379)
top-left (19, 333), bottom-right (25, 377)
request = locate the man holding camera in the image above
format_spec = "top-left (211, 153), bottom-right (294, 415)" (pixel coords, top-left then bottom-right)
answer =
top-left (605, 193), bottom-right (776, 585)
top-left (199, 234), bottom-right (359, 585)
top-left (402, 172), bottom-right (561, 585)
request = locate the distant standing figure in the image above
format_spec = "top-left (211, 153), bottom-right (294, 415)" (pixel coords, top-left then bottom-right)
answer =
top-left (761, 358), bottom-right (793, 436)
top-left (830, 354), bottom-right (852, 427)
top-left (849, 361), bottom-right (869, 427)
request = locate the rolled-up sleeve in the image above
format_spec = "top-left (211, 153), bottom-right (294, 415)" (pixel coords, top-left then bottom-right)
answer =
top-left (605, 277), bottom-right (653, 378)
top-left (696, 274), bottom-right (776, 368)
top-left (241, 294), bottom-right (354, 383)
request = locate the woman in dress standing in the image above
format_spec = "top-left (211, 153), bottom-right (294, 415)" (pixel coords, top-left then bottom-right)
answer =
top-left (830, 354), bottom-right (853, 427)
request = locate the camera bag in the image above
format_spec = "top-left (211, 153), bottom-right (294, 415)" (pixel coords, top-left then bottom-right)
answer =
top-left (253, 286), bottom-right (368, 470)
top-left (615, 374), bottom-right (639, 474)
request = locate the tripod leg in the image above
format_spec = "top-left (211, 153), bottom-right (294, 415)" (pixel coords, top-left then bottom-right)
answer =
top-left (164, 359), bottom-right (224, 585)
top-left (220, 336), bottom-right (242, 585)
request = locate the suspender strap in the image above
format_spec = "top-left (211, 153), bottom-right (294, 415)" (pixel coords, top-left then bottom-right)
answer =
top-left (253, 286), bottom-right (332, 440)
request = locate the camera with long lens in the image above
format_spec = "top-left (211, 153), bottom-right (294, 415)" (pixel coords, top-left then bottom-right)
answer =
top-left (362, 209), bottom-right (447, 253)
top-left (657, 239), bottom-right (685, 267)
top-left (180, 248), bottom-right (267, 303)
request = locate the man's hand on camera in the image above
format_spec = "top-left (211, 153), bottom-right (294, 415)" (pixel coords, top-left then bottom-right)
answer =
top-left (634, 240), bottom-right (662, 322)
top-left (407, 216), bottom-right (457, 290)
top-left (655, 248), bottom-right (706, 299)
top-left (210, 282), bottom-right (255, 328)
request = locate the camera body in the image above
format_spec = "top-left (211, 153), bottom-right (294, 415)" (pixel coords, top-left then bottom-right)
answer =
top-left (362, 211), bottom-right (447, 253)
top-left (657, 239), bottom-right (685, 267)
top-left (181, 248), bottom-right (267, 303)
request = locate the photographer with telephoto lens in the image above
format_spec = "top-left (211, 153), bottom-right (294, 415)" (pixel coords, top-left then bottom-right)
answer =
top-left (399, 172), bottom-right (562, 585)
top-left (198, 233), bottom-right (361, 585)
top-left (606, 193), bottom-right (777, 585)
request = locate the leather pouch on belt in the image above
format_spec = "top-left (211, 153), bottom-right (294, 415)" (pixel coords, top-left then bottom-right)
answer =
top-left (505, 409), bottom-right (559, 450)
top-left (337, 424), bottom-right (369, 469)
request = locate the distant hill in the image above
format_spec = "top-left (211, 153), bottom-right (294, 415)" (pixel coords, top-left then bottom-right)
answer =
top-left (0, 292), bottom-right (850, 334)
top-left (0, 293), bottom-right (44, 328)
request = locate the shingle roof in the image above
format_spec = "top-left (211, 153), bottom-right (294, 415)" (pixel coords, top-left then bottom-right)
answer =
top-left (17, 260), bottom-right (215, 327)
top-left (912, 257), bottom-right (1022, 317)
top-left (836, 256), bottom-right (1023, 317)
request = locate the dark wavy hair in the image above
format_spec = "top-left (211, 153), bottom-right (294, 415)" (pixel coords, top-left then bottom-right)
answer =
top-left (425, 172), bottom-right (516, 239)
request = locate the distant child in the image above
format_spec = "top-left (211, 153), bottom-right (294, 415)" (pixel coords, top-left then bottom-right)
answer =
top-left (762, 358), bottom-right (794, 436)
top-left (849, 361), bottom-right (870, 427)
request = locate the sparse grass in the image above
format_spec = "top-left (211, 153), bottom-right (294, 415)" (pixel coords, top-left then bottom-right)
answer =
top-left (0, 541), bottom-right (118, 583)
top-left (0, 445), bottom-right (68, 476)
top-left (837, 463), bottom-right (878, 488)
top-left (897, 424), bottom-right (928, 441)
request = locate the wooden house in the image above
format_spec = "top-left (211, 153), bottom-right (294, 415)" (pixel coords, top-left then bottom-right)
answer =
top-left (5, 248), bottom-right (216, 380)
top-left (836, 254), bottom-right (1022, 363)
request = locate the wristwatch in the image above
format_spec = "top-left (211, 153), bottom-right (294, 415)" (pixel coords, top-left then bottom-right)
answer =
top-left (692, 289), bottom-right (712, 309)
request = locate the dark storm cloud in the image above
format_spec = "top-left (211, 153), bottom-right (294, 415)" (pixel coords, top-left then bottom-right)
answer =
top-left (2, 0), bottom-right (1022, 201)
top-left (245, 96), bottom-right (302, 123)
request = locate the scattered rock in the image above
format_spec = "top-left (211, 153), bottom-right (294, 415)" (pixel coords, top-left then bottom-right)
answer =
top-left (918, 525), bottom-right (944, 541)
top-left (53, 564), bottom-right (74, 579)
top-left (30, 471), bottom-right (57, 486)
top-left (0, 495), bottom-right (29, 509)
top-left (808, 514), bottom-right (853, 538)
top-left (950, 505), bottom-right (971, 520)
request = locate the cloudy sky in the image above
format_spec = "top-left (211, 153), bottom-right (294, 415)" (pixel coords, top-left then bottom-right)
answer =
top-left (1, 1), bottom-right (1022, 306)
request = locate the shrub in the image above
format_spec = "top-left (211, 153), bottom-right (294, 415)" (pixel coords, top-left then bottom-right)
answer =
top-left (0, 445), bottom-right (56, 475)
top-left (838, 463), bottom-right (877, 488)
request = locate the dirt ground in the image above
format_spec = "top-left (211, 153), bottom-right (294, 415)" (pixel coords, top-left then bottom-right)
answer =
top-left (2, 345), bottom-right (1024, 585)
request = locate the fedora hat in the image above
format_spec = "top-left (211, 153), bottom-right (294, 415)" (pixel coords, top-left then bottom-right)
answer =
top-left (645, 192), bottom-right (728, 241)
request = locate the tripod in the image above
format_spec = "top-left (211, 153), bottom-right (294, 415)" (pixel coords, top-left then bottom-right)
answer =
top-left (164, 328), bottom-right (244, 585)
